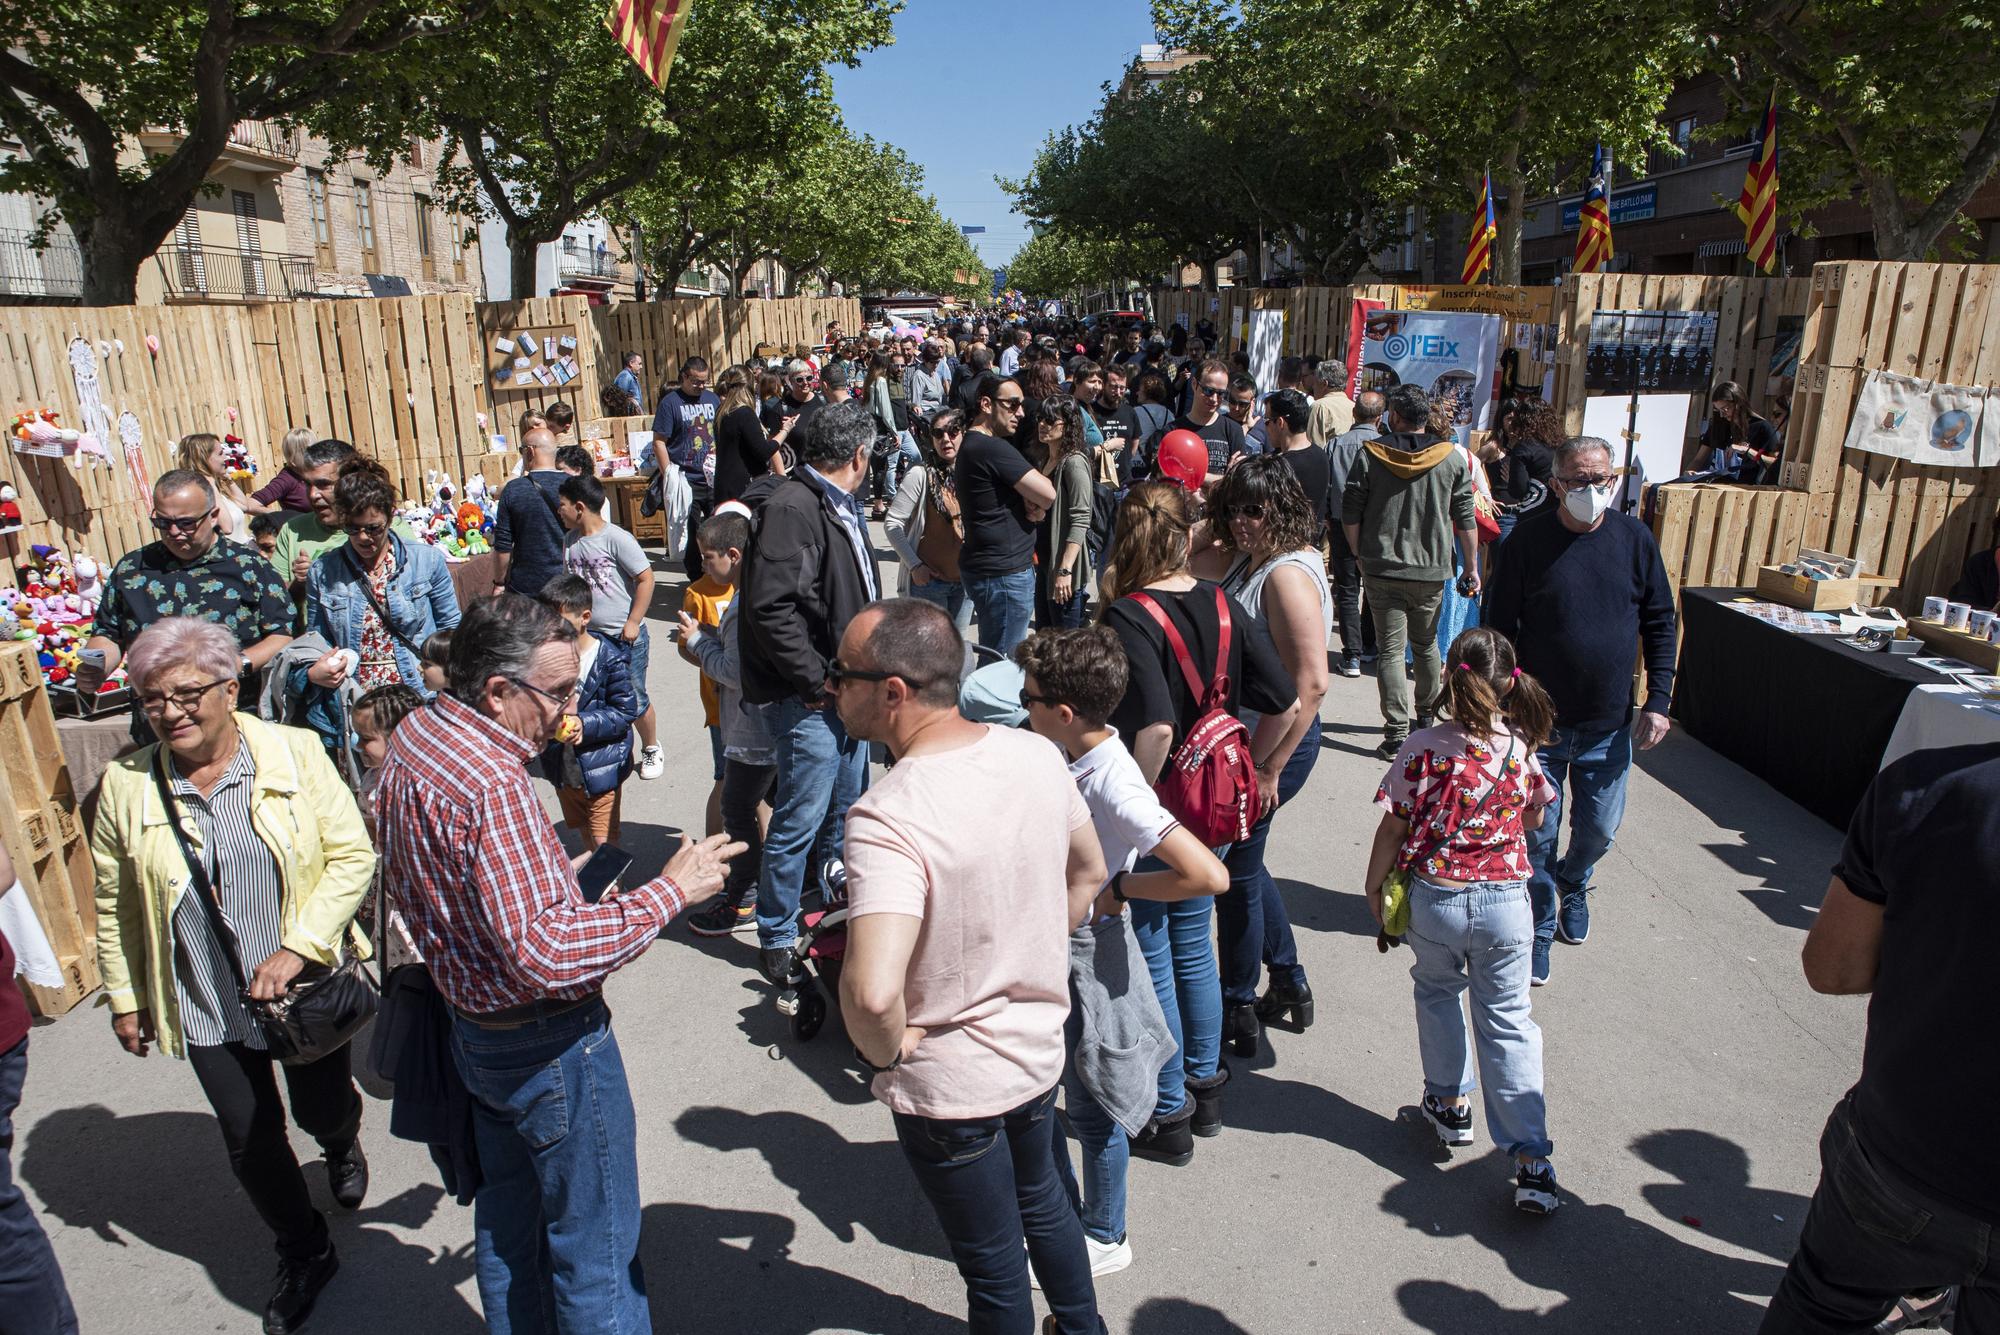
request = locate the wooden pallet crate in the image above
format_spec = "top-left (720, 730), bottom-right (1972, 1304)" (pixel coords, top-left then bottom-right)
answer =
top-left (0, 642), bottom-right (99, 1016)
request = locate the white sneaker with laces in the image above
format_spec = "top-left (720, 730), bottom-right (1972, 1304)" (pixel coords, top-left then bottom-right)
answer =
top-left (1028, 1234), bottom-right (1132, 1289)
top-left (638, 745), bottom-right (665, 780)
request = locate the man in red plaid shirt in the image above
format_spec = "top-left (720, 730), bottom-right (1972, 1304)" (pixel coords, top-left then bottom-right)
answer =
top-left (377, 592), bottom-right (740, 1331)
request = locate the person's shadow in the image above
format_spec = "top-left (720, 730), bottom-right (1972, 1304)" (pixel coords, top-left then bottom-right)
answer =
top-left (728, 976), bottom-right (876, 1107)
top-left (1381, 1151), bottom-right (1782, 1332)
top-left (640, 1200), bottom-right (959, 1334)
top-left (1631, 1127), bottom-right (1812, 1263)
top-left (674, 1105), bottom-right (949, 1258)
top-left (22, 1104), bottom-right (480, 1330)
top-left (1128, 1297), bottom-right (1256, 1333)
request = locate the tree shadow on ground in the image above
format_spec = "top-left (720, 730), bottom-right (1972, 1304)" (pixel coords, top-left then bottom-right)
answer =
top-left (22, 1105), bottom-right (480, 1330)
top-left (1381, 1148), bottom-right (1780, 1333)
top-left (640, 1200), bottom-right (959, 1334)
top-left (1632, 734), bottom-right (1838, 933)
top-left (674, 1105), bottom-right (948, 1259)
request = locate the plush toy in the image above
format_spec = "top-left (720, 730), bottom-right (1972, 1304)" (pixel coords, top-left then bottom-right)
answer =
top-left (0, 482), bottom-right (19, 534)
top-left (220, 433), bottom-right (257, 484)
top-left (10, 410), bottom-right (74, 456)
top-left (73, 433), bottom-right (109, 467)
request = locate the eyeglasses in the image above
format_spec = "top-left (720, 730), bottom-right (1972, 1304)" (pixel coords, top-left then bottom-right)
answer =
top-left (1227, 502), bottom-right (1268, 520)
top-left (151, 511), bottom-right (212, 533)
top-left (1020, 689), bottom-right (1063, 709)
top-left (1196, 384), bottom-right (1226, 398)
top-left (827, 658), bottom-right (940, 690)
top-left (506, 676), bottom-right (580, 708)
top-left (137, 677), bottom-right (232, 716)
top-left (342, 521), bottom-right (389, 538)
top-left (1557, 473), bottom-right (1613, 489)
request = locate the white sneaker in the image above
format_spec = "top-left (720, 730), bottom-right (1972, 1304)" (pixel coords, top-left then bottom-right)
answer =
top-left (1028, 1234), bottom-right (1131, 1289)
top-left (637, 745), bottom-right (665, 780)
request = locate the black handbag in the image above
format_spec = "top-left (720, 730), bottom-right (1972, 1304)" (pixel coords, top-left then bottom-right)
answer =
top-left (152, 753), bottom-right (377, 1065)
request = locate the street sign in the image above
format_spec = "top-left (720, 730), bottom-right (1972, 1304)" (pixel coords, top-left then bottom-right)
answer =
top-left (960, 225), bottom-right (986, 234)
top-left (1561, 185), bottom-right (1657, 230)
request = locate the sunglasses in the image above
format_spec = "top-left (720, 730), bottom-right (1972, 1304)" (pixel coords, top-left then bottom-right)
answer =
top-left (1227, 503), bottom-right (1268, 520)
top-left (152, 511), bottom-right (211, 533)
top-left (827, 658), bottom-right (939, 690)
top-left (1020, 689), bottom-right (1063, 709)
top-left (994, 396), bottom-right (1025, 410)
top-left (1229, 398), bottom-right (1256, 410)
top-left (342, 521), bottom-right (389, 538)
top-left (1558, 473), bottom-right (1613, 488)
top-left (1196, 384), bottom-right (1226, 398)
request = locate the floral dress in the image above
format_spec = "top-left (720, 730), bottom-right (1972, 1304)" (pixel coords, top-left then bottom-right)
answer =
top-left (354, 549), bottom-right (401, 690)
top-left (1374, 722), bottom-right (1557, 884)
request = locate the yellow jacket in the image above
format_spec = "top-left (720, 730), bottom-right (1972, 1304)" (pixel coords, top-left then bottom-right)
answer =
top-left (92, 712), bottom-right (376, 1060)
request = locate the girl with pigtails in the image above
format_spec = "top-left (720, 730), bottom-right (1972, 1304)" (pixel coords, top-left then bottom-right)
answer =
top-left (1364, 624), bottom-right (1565, 1216)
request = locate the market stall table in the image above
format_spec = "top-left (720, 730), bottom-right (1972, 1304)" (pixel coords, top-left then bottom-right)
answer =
top-left (1673, 588), bottom-right (1945, 828)
top-left (446, 550), bottom-right (502, 610)
top-left (1879, 683), bottom-right (2000, 769)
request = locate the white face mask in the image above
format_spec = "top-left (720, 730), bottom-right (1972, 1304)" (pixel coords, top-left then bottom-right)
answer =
top-left (1562, 480), bottom-right (1615, 524)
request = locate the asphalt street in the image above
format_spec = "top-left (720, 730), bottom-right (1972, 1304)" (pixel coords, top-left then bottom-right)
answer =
top-left (13, 533), bottom-right (1864, 1334)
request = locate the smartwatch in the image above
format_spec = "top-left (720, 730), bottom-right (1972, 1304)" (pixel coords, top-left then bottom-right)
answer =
top-left (852, 1043), bottom-right (902, 1074)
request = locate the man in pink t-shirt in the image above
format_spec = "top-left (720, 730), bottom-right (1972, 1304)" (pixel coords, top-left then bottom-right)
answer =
top-left (836, 598), bottom-right (1110, 1335)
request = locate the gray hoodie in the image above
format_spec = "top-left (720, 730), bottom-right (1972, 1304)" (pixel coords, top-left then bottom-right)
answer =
top-left (1340, 429), bottom-right (1477, 583)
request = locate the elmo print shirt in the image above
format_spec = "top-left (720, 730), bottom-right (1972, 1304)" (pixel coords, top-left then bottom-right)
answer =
top-left (1374, 723), bottom-right (1557, 884)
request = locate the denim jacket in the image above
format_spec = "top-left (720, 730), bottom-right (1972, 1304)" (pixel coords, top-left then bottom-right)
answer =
top-left (305, 532), bottom-right (461, 694)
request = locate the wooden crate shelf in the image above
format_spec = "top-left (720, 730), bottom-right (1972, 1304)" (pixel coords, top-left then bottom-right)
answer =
top-left (0, 642), bottom-right (99, 1016)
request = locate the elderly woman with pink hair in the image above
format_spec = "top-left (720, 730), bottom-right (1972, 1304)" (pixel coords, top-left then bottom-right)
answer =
top-left (91, 615), bottom-right (374, 1334)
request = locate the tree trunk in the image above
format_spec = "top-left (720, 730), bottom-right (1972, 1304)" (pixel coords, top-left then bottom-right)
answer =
top-left (1200, 255), bottom-right (1219, 290)
top-left (78, 220), bottom-right (148, 306)
top-left (508, 231), bottom-right (542, 301)
top-left (1495, 156), bottom-right (1526, 285)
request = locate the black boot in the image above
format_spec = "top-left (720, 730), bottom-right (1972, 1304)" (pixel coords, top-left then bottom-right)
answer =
top-left (264, 1240), bottom-right (338, 1335)
top-left (1129, 1103), bottom-right (1195, 1166)
top-left (325, 1140), bottom-right (367, 1210)
top-left (1222, 1002), bottom-right (1260, 1058)
top-left (1255, 977), bottom-right (1315, 1033)
top-left (1188, 1063), bottom-right (1230, 1139)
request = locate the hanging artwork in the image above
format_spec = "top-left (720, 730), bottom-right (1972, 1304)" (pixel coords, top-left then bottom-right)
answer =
top-left (1841, 370), bottom-right (2000, 468)
top-left (67, 338), bottom-right (114, 449)
top-left (118, 412), bottom-right (152, 511)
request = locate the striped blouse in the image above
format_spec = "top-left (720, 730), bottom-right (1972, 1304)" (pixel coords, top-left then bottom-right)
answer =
top-left (166, 741), bottom-right (284, 1049)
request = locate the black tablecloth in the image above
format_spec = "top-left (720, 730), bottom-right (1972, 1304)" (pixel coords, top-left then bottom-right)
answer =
top-left (1674, 588), bottom-right (1934, 829)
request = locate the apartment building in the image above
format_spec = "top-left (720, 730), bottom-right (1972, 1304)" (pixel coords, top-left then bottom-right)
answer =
top-left (0, 122), bottom-right (483, 306)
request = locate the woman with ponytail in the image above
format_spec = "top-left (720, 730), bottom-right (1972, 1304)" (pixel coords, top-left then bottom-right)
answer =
top-left (1364, 624), bottom-right (1564, 1216)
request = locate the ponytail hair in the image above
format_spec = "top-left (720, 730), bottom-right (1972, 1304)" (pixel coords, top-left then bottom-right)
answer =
top-left (1438, 625), bottom-right (1554, 749)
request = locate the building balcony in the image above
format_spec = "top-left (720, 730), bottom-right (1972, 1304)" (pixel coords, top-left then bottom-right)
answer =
top-left (154, 243), bottom-right (318, 302)
top-left (137, 120), bottom-right (302, 174)
top-left (0, 227), bottom-right (84, 302)
top-left (558, 242), bottom-right (620, 287)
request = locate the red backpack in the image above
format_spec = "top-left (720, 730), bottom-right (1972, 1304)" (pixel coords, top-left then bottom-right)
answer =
top-left (1127, 587), bottom-right (1262, 846)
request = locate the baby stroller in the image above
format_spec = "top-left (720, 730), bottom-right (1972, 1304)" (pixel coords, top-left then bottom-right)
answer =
top-left (772, 860), bottom-right (849, 1041)
top-left (774, 643), bottom-right (1015, 1042)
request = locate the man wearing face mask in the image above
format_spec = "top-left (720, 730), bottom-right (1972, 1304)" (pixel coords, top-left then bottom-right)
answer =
top-left (1485, 436), bottom-right (1678, 986)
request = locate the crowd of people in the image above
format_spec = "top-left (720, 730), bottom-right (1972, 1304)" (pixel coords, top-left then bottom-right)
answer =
top-left (0, 307), bottom-right (1982, 1335)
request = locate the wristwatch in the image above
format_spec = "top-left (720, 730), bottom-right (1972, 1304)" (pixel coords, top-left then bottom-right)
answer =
top-left (1110, 870), bottom-right (1129, 904)
top-left (852, 1043), bottom-right (902, 1073)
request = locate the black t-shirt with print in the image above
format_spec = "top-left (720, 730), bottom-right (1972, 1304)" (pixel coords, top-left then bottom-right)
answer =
top-left (954, 430), bottom-right (1036, 578)
top-left (1164, 412), bottom-right (1247, 475)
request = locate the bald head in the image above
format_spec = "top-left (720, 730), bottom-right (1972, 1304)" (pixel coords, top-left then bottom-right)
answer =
top-left (1355, 390), bottom-right (1387, 425)
top-left (523, 427), bottom-right (558, 468)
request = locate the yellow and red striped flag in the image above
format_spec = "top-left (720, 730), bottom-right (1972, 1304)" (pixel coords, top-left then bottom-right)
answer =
top-left (1573, 143), bottom-right (1614, 275)
top-left (1461, 170), bottom-right (1496, 284)
top-left (605, 0), bottom-right (693, 89)
top-left (1734, 90), bottom-right (1780, 273)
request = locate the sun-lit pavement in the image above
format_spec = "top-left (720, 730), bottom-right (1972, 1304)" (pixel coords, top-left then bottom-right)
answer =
top-left (14, 536), bottom-right (1862, 1334)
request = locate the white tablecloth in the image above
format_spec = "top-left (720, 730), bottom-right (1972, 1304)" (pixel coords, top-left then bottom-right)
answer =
top-left (1880, 683), bottom-right (2000, 768)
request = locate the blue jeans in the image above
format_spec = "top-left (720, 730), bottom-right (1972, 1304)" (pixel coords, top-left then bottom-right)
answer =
top-left (624, 624), bottom-right (651, 715)
top-left (0, 1038), bottom-right (77, 1334)
top-left (965, 568), bottom-right (1036, 655)
top-left (1051, 1000), bottom-right (1127, 1246)
top-left (1404, 877), bottom-right (1553, 1159)
top-left (1216, 733), bottom-right (1318, 1005)
top-left (1527, 723), bottom-right (1633, 946)
top-left (909, 574), bottom-right (973, 633)
top-left (892, 1085), bottom-right (1104, 1335)
top-left (758, 697), bottom-right (868, 948)
top-left (450, 1001), bottom-right (648, 1334)
top-left (1036, 578), bottom-right (1090, 630)
top-left (1128, 851), bottom-right (1225, 1120)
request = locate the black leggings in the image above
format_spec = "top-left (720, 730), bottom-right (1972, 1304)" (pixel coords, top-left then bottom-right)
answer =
top-left (186, 1041), bottom-right (361, 1259)
top-left (720, 758), bottom-right (778, 905)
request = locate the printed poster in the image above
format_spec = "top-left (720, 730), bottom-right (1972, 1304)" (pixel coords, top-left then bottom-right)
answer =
top-left (1585, 310), bottom-right (1717, 394)
top-left (1353, 308), bottom-right (1503, 440)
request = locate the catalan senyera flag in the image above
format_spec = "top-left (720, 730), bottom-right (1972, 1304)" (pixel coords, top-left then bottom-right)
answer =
top-left (1573, 143), bottom-right (1614, 275)
top-left (1734, 90), bottom-right (1781, 273)
top-left (1460, 170), bottom-right (1497, 284)
top-left (606, 0), bottom-right (692, 89)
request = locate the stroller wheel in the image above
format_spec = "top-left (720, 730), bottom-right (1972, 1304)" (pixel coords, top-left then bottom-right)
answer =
top-left (791, 991), bottom-right (827, 1041)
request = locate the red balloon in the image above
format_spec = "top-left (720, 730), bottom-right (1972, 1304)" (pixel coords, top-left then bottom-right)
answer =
top-left (1155, 429), bottom-right (1209, 490)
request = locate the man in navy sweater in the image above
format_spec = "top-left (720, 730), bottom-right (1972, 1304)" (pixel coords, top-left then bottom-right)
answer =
top-left (1486, 436), bottom-right (1677, 986)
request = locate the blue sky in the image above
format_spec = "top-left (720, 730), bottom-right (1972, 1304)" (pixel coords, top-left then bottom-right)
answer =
top-left (830, 0), bottom-right (1160, 272)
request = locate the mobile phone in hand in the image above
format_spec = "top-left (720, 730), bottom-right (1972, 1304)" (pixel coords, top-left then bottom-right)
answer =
top-left (577, 844), bottom-right (635, 904)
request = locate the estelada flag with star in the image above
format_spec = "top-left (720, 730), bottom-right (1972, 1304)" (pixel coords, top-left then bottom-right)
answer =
top-left (1573, 143), bottom-right (1614, 275)
top-left (606, 0), bottom-right (692, 88)
top-left (1734, 90), bottom-right (1781, 273)
top-left (1461, 170), bottom-right (1497, 284)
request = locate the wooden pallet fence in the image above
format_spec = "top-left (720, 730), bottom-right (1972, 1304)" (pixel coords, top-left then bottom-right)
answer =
top-left (1651, 483), bottom-right (1808, 593)
top-left (0, 642), bottom-right (97, 1015)
top-left (1788, 261), bottom-right (2000, 609)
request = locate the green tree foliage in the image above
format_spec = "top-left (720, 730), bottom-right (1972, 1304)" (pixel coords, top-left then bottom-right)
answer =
top-left (1706, 0), bottom-right (2000, 260)
top-left (0, 0), bottom-right (507, 304)
top-left (1004, 226), bottom-right (1173, 299)
top-left (426, 0), bottom-right (899, 299)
